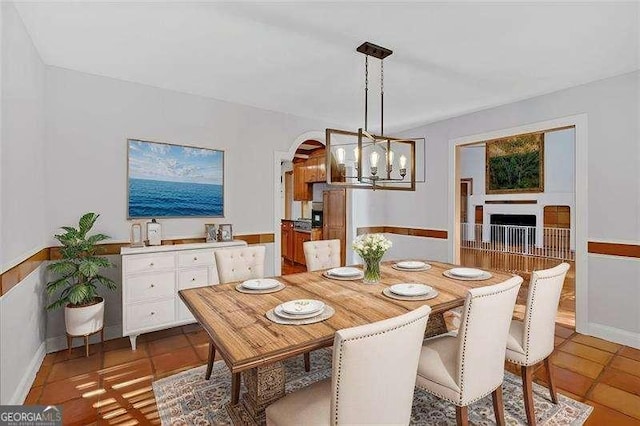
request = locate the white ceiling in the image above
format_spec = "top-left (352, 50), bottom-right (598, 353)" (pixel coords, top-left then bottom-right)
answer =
top-left (14, 2), bottom-right (640, 130)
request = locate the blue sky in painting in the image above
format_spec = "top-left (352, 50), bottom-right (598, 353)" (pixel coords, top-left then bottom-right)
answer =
top-left (128, 140), bottom-right (223, 185)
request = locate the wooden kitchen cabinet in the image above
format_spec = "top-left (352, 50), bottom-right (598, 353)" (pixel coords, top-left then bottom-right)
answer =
top-left (293, 231), bottom-right (311, 265)
top-left (304, 155), bottom-right (326, 183)
top-left (305, 157), bottom-right (319, 183)
top-left (311, 228), bottom-right (323, 240)
top-left (293, 163), bottom-right (312, 201)
top-left (323, 189), bottom-right (347, 266)
top-left (291, 229), bottom-right (323, 266)
top-left (317, 156), bottom-right (326, 181)
top-left (281, 221), bottom-right (294, 263)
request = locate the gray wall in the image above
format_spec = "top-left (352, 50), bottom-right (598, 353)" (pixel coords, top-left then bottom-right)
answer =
top-left (0, 2), bottom-right (47, 404)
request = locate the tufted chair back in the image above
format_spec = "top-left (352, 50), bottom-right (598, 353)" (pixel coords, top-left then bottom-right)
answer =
top-left (455, 276), bottom-right (522, 405)
top-left (521, 263), bottom-right (570, 363)
top-left (303, 239), bottom-right (341, 272)
top-left (214, 246), bottom-right (266, 284)
top-left (330, 305), bottom-right (431, 425)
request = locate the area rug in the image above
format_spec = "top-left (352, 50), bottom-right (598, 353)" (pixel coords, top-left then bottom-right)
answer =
top-left (153, 349), bottom-right (592, 425)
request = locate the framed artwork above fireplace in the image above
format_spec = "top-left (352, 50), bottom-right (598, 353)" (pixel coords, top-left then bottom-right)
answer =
top-left (485, 132), bottom-right (544, 194)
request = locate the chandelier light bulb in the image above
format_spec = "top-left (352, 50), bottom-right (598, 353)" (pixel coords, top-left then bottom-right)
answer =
top-left (370, 151), bottom-right (380, 168)
top-left (336, 148), bottom-right (346, 165)
top-left (354, 146), bottom-right (359, 162)
top-left (387, 150), bottom-right (394, 166)
top-left (399, 154), bottom-right (407, 169)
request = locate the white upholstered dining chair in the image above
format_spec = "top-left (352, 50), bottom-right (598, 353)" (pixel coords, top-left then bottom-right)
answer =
top-left (207, 246), bottom-right (266, 404)
top-left (266, 305), bottom-right (431, 426)
top-left (505, 263), bottom-right (570, 426)
top-left (303, 239), bottom-right (341, 272)
top-left (416, 276), bottom-right (523, 426)
top-left (301, 239), bottom-right (341, 371)
top-left (215, 245), bottom-right (266, 284)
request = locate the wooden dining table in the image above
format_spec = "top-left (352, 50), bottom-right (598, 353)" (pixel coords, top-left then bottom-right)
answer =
top-left (179, 260), bottom-right (515, 426)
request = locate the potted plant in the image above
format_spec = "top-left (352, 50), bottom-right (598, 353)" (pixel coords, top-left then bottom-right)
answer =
top-left (46, 213), bottom-right (116, 339)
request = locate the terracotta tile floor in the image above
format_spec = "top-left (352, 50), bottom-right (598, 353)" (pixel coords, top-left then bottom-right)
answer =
top-left (25, 322), bottom-right (640, 425)
top-left (25, 325), bottom-right (218, 425)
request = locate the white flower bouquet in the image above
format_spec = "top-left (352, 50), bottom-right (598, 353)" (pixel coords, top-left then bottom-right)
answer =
top-left (352, 233), bottom-right (392, 283)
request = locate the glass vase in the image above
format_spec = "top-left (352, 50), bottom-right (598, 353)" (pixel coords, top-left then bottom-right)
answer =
top-left (363, 256), bottom-right (383, 284)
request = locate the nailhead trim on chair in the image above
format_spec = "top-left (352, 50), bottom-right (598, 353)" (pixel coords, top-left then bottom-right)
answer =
top-left (458, 285), bottom-right (517, 402)
top-left (333, 312), bottom-right (430, 424)
top-left (414, 381), bottom-right (503, 407)
top-left (523, 273), bottom-right (540, 366)
top-left (519, 269), bottom-right (566, 366)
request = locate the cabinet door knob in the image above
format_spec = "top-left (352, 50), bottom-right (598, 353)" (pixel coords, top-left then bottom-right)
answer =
top-left (150, 311), bottom-right (155, 315)
top-left (150, 262), bottom-right (154, 266)
top-left (150, 284), bottom-right (155, 288)
top-left (191, 277), bottom-right (196, 281)
top-left (193, 257), bottom-right (198, 261)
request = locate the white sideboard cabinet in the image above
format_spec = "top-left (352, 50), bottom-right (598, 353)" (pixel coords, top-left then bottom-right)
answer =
top-left (121, 241), bottom-right (247, 350)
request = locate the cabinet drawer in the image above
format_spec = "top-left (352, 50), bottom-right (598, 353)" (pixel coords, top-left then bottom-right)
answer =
top-left (126, 254), bottom-right (175, 274)
top-left (178, 268), bottom-right (209, 290)
top-left (126, 272), bottom-right (175, 303)
top-left (178, 250), bottom-right (214, 268)
top-left (126, 299), bottom-right (175, 332)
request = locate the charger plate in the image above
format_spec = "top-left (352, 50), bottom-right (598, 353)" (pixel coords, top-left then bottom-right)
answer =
top-left (266, 305), bottom-right (335, 325)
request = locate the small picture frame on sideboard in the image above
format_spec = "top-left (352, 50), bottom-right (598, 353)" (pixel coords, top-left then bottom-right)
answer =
top-left (205, 224), bottom-right (218, 242)
top-left (218, 224), bottom-right (233, 242)
top-left (130, 222), bottom-right (145, 247)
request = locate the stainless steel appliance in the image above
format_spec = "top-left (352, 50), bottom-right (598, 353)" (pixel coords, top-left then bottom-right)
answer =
top-left (311, 202), bottom-right (323, 228)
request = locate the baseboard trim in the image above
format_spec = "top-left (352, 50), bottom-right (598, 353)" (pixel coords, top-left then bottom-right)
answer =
top-left (586, 322), bottom-right (640, 349)
top-left (9, 341), bottom-right (46, 405)
top-left (46, 324), bottom-right (122, 354)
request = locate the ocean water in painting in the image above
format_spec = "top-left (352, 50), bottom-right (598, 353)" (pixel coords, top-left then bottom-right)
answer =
top-left (128, 140), bottom-right (224, 218)
top-left (128, 178), bottom-right (223, 217)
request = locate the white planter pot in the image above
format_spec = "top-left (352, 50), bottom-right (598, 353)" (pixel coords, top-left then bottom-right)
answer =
top-left (64, 297), bottom-right (105, 336)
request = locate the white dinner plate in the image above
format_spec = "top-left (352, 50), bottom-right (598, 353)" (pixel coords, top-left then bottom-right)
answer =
top-left (327, 267), bottom-right (362, 277)
top-left (396, 261), bottom-right (427, 270)
top-left (241, 278), bottom-right (280, 290)
top-left (280, 299), bottom-right (325, 315)
top-left (448, 268), bottom-right (485, 278)
top-left (389, 283), bottom-right (433, 297)
top-left (274, 304), bottom-right (325, 320)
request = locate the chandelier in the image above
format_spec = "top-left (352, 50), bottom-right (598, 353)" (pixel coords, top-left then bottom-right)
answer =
top-left (326, 42), bottom-right (422, 190)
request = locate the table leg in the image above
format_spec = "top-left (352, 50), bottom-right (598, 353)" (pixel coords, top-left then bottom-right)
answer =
top-left (425, 311), bottom-right (448, 338)
top-left (226, 361), bottom-right (285, 426)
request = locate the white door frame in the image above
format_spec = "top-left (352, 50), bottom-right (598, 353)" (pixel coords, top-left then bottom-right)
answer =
top-left (272, 131), bottom-right (326, 276)
top-left (448, 114), bottom-right (588, 334)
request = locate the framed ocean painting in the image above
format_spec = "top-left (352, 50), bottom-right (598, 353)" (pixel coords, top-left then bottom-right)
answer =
top-left (127, 139), bottom-right (224, 218)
